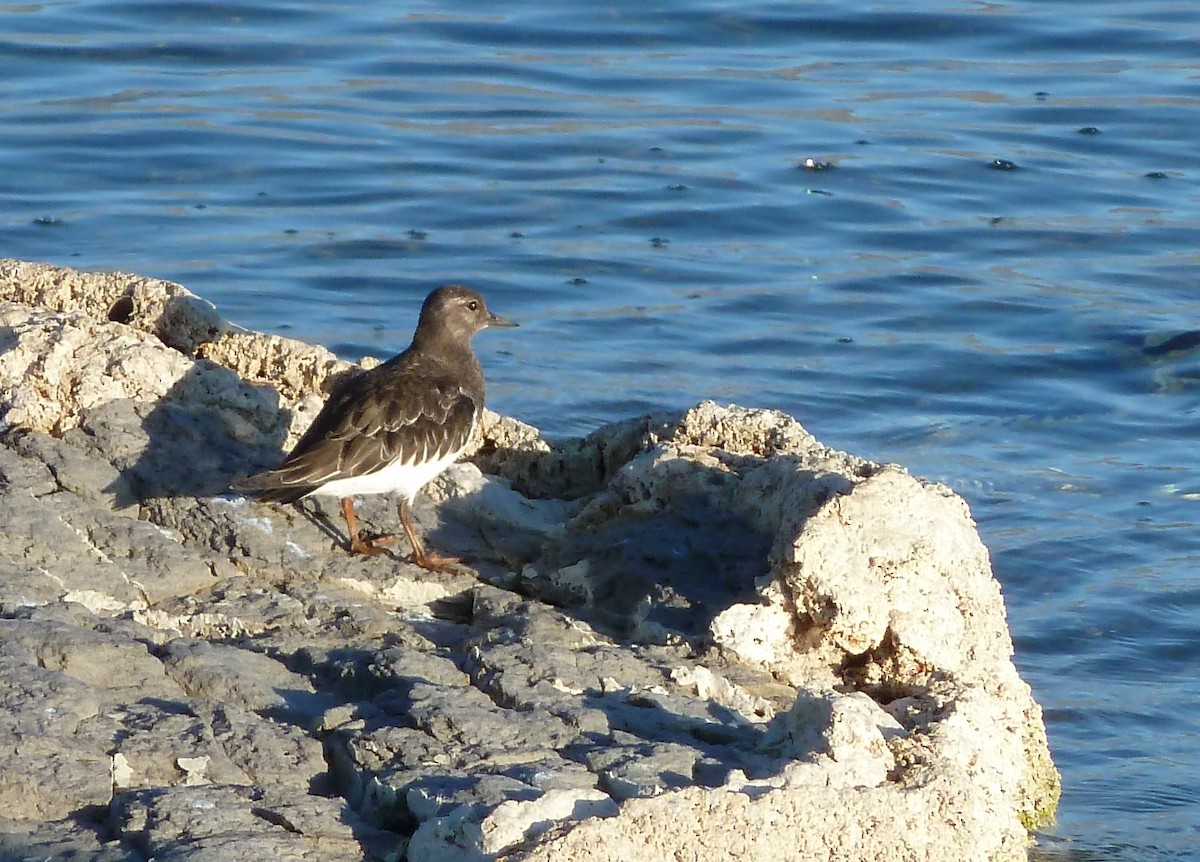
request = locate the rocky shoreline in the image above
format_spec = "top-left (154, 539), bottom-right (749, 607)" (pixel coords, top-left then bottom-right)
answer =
top-left (0, 258), bottom-right (1058, 861)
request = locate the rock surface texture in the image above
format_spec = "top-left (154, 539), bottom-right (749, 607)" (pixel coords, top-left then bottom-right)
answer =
top-left (0, 259), bottom-right (1058, 862)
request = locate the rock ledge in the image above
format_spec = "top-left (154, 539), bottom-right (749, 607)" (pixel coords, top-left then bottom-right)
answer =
top-left (0, 260), bottom-right (1058, 862)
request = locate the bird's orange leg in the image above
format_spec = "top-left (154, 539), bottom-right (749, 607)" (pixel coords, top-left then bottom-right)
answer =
top-left (398, 499), bottom-right (461, 572)
top-left (340, 497), bottom-right (398, 556)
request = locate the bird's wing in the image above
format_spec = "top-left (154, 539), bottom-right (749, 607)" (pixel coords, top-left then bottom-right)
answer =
top-left (235, 357), bottom-right (478, 494)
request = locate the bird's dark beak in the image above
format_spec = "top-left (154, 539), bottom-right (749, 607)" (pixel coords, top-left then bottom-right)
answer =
top-left (487, 311), bottom-right (518, 328)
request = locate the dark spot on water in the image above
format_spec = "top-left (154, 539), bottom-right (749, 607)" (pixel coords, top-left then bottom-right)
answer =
top-left (1145, 171), bottom-right (1169, 180)
top-left (650, 237), bottom-right (669, 248)
top-left (1144, 330), bottom-right (1200, 356)
top-left (1077, 126), bottom-right (1101, 135)
top-left (598, 157), bottom-right (605, 163)
top-left (666, 184), bottom-right (687, 191)
top-left (32, 216), bottom-right (62, 227)
top-left (510, 231), bottom-right (524, 238)
top-left (806, 188), bottom-right (832, 196)
top-left (1136, 501), bottom-right (1150, 507)
top-left (1034, 91), bottom-right (1050, 100)
top-left (284, 228), bottom-right (298, 235)
top-left (990, 217), bottom-right (1005, 225)
top-left (406, 229), bottom-right (427, 239)
top-left (989, 159), bottom-right (1018, 171)
top-left (257, 191), bottom-right (268, 197)
top-left (649, 146), bottom-right (663, 152)
top-left (193, 204), bottom-right (206, 209)
top-left (568, 277), bottom-right (588, 285)
top-left (70, 251), bottom-right (81, 257)
top-left (801, 158), bottom-right (834, 171)
top-left (108, 295), bottom-right (135, 324)
top-left (838, 337), bottom-right (853, 344)
top-left (855, 139), bottom-right (870, 145)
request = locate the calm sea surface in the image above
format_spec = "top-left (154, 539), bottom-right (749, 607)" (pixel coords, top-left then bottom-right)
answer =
top-left (2, 1), bottom-right (1198, 858)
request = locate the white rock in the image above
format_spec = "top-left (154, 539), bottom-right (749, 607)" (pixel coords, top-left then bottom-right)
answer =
top-left (670, 664), bottom-right (775, 722)
top-left (111, 753), bottom-right (135, 789)
top-left (176, 755), bottom-right (210, 786)
top-left (709, 600), bottom-right (794, 668)
top-left (480, 789), bottom-right (618, 854)
top-left (338, 575), bottom-right (452, 612)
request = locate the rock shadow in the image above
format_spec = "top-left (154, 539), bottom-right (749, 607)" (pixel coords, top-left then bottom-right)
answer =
top-left (568, 686), bottom-right (778, 791)
top-left (88, 360), bottom-right (290, 508)
top-left (515, 458), bottom-right (843, 648)
top-left (543, 499), bottom-right (772, 642)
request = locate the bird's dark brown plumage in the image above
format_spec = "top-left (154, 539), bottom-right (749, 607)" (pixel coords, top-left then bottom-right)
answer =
top-left (233, 284), bottom-right (517, 568)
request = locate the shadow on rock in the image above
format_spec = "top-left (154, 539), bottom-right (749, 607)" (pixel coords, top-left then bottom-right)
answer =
top-left (568, 684), bottom-right (777, 794)
top-left (536, 500), bottom-right (772, 643)
top-left (84, 361), bottom-right (290, 507)
top-left (515, 454), bottom-right (839, 648)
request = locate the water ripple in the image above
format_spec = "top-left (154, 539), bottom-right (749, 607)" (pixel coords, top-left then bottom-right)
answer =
top-left (2, 2), bottom-right (1199, 857)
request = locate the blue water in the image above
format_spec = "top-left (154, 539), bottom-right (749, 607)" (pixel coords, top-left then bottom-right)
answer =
top-left (2, 2), bottom-right (1199, 858)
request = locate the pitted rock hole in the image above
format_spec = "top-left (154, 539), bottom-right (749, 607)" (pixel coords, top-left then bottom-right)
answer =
top-left (107, 294), bottom-right (135, 324)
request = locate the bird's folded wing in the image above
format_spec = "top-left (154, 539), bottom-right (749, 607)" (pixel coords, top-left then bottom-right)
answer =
top-left (237, 372), bottom-right (478, 492)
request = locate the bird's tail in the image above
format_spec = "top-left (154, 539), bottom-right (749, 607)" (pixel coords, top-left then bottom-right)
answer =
top-left (230, 472), bottom-right (312, 505)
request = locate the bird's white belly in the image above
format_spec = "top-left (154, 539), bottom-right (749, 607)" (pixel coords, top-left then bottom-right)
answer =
top-left (304, 447), bottom-right (464, 501)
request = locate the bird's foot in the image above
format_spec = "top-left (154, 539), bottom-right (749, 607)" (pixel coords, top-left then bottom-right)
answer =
top-left (408, 549), bottom-right (463, 574)
top-left (348, 531), bottom-right (399, 557)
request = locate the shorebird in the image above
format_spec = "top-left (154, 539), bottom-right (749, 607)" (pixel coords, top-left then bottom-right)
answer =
top-left (234, 284), bottom-right (516, 571)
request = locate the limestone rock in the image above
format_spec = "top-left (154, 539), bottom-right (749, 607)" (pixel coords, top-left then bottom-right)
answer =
top-left (0, 261), bottom-right (1058, 862)
top-left (113, 784), bottom-right (394, 861)
top-left (0, 257), bottom-right (224, 354)
top-left (0, 815), bottom-right (136, 862)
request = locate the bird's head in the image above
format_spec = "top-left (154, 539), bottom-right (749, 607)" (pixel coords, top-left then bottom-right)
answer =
top-left (417, 284), bottom-right (518, 345)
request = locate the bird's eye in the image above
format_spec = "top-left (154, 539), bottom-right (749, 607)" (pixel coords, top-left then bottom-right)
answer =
top-left (466, 300), bottom-right (479, 311)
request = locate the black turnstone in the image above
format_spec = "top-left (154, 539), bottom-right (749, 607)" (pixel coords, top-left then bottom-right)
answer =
top-left (233, 284), bottom-right (517, 571)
